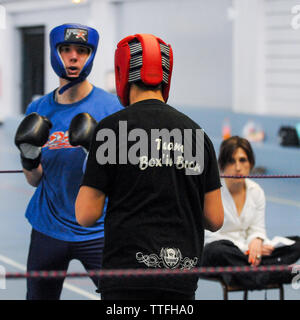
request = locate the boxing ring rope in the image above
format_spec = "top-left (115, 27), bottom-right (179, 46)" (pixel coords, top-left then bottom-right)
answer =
top-left (0, 170), bottom-right (23, 174)
top-left (2, 169), bottom-right (300, 179)
top-left (3, 264), bottom-right (298, 279)
top-left (221, 175), bottom-right (300, 179)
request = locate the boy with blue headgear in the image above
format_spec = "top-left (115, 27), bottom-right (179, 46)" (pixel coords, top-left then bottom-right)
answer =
top-left (14, 23), bottom-right (123, 300)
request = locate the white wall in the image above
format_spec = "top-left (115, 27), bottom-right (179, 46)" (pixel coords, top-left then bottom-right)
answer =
top-left (0, 0), bottom-right (118, 117)
top-left (88, 0), bottom-right (118, 91)
top-left (3, 0), bottom-right (300, 118)
top-left (0, 6), bottom-right (16, 118)
top-left (0, 0), bottom-right (234, 117)
top-left (233, 0), bottom-right (300, 117)
top-left (233, 0), bottom-right (265, 115)
top-left (263, 0), bottom-right (300, 117)
top-left (117, 0), bottom-right (233, 109)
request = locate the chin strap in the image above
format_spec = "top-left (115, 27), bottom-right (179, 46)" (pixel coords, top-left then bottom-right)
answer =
top-left (58, 76), bottom-right (85, 95)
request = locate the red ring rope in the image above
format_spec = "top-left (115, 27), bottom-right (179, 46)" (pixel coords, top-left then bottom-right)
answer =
top-left (3, 264), bottom-right (297, 279)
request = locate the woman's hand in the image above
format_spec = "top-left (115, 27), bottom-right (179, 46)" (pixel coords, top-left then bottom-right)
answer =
top-left (248, 238), bottom-right (263, 266)
top-left (262, 244), bottom-right (274, 256)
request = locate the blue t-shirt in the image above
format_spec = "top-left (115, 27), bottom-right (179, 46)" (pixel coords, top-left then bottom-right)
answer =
top-left (25, 86), bottom-right (123, 241)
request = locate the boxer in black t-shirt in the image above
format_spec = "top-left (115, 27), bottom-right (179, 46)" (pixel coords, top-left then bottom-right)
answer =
top-left (75, 34), bottom-right (224, 300)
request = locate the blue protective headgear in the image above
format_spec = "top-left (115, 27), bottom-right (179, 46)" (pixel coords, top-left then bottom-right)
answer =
top-left (50, 23), bottom-right (99, 94)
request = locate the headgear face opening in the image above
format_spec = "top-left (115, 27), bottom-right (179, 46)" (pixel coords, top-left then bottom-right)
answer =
top-left (50, 23), bottom-right (99, 94)
top-left (114, 34), bottom-right (173, 107)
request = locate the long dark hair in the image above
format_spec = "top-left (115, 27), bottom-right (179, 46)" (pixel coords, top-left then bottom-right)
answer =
top-left (218, 136), bottom-right (255, 172)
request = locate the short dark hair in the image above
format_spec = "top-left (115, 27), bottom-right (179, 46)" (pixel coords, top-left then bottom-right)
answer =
top-left (218, 136), bottom-right (255, 171)
top-left (133, 80), bottom-right (163, 92)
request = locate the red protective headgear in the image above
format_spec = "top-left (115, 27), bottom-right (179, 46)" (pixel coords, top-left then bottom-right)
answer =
top-left (115, 34), bottom-right (173, 106)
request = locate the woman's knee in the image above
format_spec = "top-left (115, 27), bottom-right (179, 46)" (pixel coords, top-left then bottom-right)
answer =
top-left (202, 240), bottom-right (234, 265)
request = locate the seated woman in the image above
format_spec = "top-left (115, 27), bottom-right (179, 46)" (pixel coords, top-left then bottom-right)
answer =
top-left (202, 136), bottom-right (300, 289)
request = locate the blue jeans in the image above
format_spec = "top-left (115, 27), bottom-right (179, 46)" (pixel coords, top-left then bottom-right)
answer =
top-left (26, 229), bottom-right (104, 300)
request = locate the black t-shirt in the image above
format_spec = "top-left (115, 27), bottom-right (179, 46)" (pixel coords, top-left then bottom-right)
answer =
top-left (82, 99), bottom-right (221, 294)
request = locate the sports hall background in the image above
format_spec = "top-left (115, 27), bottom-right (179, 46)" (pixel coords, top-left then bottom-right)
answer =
top-left (0, 0), bottom-right (299, 300)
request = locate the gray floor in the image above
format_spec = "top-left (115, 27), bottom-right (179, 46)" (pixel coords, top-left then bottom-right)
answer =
top-left (0, 117), bottom-right (299, 300)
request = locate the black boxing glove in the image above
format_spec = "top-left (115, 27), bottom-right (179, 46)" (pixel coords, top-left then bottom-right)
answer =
top-left (15, 112), bottom-right (52, 171)
top-left (68, 113), bottom-right (97, 152)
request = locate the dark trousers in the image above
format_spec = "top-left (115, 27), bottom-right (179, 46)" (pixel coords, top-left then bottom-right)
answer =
top-left (202, 237), bottom-right (300, 289)
top-left (102, 289), bottom-right (195, 300)
top-left (26, 229), bottom-right (104, 300)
